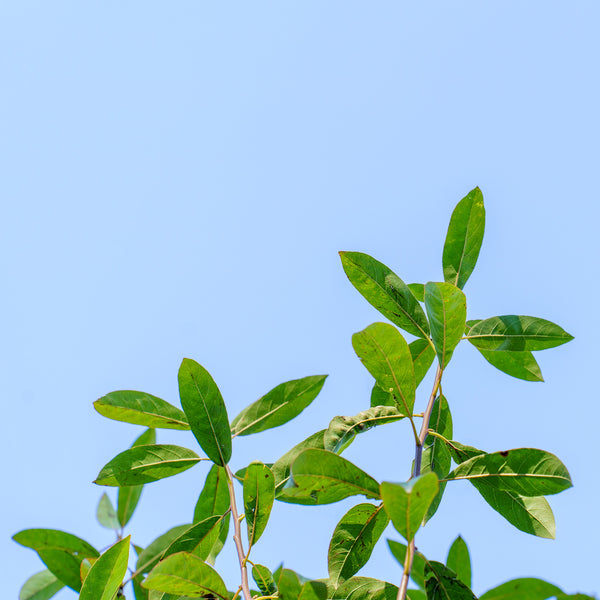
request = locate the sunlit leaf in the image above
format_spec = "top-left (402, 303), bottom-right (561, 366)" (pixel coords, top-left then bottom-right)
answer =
top-left (475, 348), bottom-right (544, 382)
top-left (162, 516), bottom-right (224, 562)
top-left (408, 283), bottom-right (425, 302)
top-left (299, 581), bottom-right (329, 600)
top-left (479, 578), bottom-right (563, 600)
top-left (136, 525), bottom-right (192, 574)
top-left (252, 564), bottom-right (277, 596)
top-left (446, 536), bottom-right (471, 588)
top-left (244, 461), bottom-right (275, 546)
top-left (18, 570), bottom-right (64, 600)
top-left (79, 536), bottom-right (130, 600)
top-left (97, 493), bottom-right (120, 530)
top-left (193, 464), bottom-right (230, 523)
top-left (332, 576), bottom-right (399, 599)
top-left (424, 560), bottom-right (478, 599)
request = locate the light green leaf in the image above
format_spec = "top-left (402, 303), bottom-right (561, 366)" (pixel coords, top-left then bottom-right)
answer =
top-left (178, 358), bottom-right (232, 466)
top-left (299, 581), bottom-right (329, 600)
top-left (79, 536), bottom-right (130, 600)
top-left (442, 187), bottom-right (485, 290)
top-left (231, 375), bottom-right (328, 436)
top-left (446, 448), bottom-right (572, 496)
top-left (479, 578), bottom-right (563, 600)
top-left (424, 282), bottom-right (466, 370)
top-left (97, 493), bottom-right (120, 530)
top-left (380, 473), bottom-right (439, 541)
top-left (467, 316), bottom-right (573, 351)
top-left (94, 444), bottom-right (202, 486)
top-left (446, 536), bottom-right (471, 589)
top-left (370, 384), bottom-right (394, 408)
top-left (410, 339), bottom-right (436, 387)
top-left (143, 551), bottom-right (229, 599)
top-left (282, 449), bottom-right (381, 505)
top-left (278, 568), bottom-right (303, 600)
top-left (252, 564), bottom-right (277, 596)
top-left (244, 461), bottom-right (275, 546)
top-left (407, 283), bottom-right (425, 302)
top-left (387, 540), bottom-right (426, 589)
top-left (94, 391), bottom-right (190, 430)
top-left (339, 251), bottom-right (430, 339)
top-left (407, 591), bottom-right (428, 600)
top-left (193, 464), bottom-right (230, 523)
top-left (328, 503), bottom-right (389, 586)
top-left (135, 525), bottom-right (192, 574)
top-left (352, 322), bottom-right (416, 416)
top-left (18, 570), bottom-right (64, 600)
top-left (424, 560), bottom-right (478, 599)
top-left (332, 576), bottom-right (399, 599)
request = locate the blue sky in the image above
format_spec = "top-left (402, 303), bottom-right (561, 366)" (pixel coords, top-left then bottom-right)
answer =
top-left (2, 2), bottom-right (598, 597)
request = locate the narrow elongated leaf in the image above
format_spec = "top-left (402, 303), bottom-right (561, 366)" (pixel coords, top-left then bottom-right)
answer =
top-left (424, 561), bottom-right (478, 599)
top-left (332, 576), bottom-right (399, 599)
top-left (136, 525), bottom-right (192, 574)
top-left (283, 449), bottom-right (381, 505)
top-left (252, 564), bottom-right (277, 596)
top-left (193, 464), bottom-right (230, 523)
top-left (244, 462), bottom-right (275, 546)
top-left (162, 516), bottom-right (223, 561)
top-left (380, 473), bottom-right (439, 541)
top-left (352, 322), bottom-right (416, 415)
top-left (206, 512), bottom-right (230, 565)
top-left (424, 282), bottom-right (466, 369)
top-left (467, 316), bottom-right (573, 351)
top-left (95, 444), bottom-right (202, 486)
top-left (231, 375), bottom-right (327, 436)
top-left (97, 493), bottom-right (120, 530)
top-left (446, 536), bottom-right (471, 588)
top-left (178, 358), bottom-right (232, 466)
top-left (94, 391), bottom-right (189, 430)
top-left (446, 448), bottom-right (572, 496)
top-left (143, 551), bottom-right (229, 599)
top-left (12, 529), bottom-right (99, 558)
top-left (410, 339), bottom-right (436, 387)
top-left (387, 540), bottom-right (426, 589)
top-left (479, 578), bottom-right (563, 600)
top-left (328, 503), bottom-right (389, 586)
top-left (339, 251), bottom-right (430, 339)
top-left (19, 570), bottom-right (64, 600)
top-left (442, 187), bottom-right (485, 289)
top-left (80, 536), bottom-right (130, 600)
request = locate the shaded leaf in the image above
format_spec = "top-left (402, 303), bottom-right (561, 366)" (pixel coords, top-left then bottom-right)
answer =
top-left (244, 462), bottom-right (275, 546)
top-left (299, 581), bottom-right (329, 600)
top-left (410, 339), bottom-right (436, 387)
top-left (407, 591), bottom-right (427, 600)
top-left (206, 512), bottom-right (230, 565)
top-left (387, 540), bottom-right (426, 590)
top-left (136, 525), bottom-right (192, 574)
top-left (79, 536), bottom-right (130, 600)
top-left (18, 570), bottom-right (64, 600)
top-left (370, 384), bottom-right (395, 408)
top-left (252, 564), bottom-right (277, 596)
top-left (479, 578), bottom-right (563, 600)
top-left (132, 575), bottom-right (149, 600)
top-left (446, 536), bottom-right (471, 588)
top-left (193, 464), bottom-right (230, 523)
top-left (278, 568), bottom-right (303, 600)
top-left (97, 493), bottom-right (120, 530)
top-left (163, 516), bottom-right (224, 561)
top-left (424, 560), bottom-right (478, 599)
top-left (332, 576), bottom-right (398, 599)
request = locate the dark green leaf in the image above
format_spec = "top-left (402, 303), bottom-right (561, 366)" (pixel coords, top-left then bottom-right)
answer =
top-left (79, 536), bottom-right (130, 600)
top-left (94, 391), bottom-right (189, 430)
top-left (299, 581), bottom-right (329, 600)
top-left (446, 536), bottom-right (471, 588)
top-left (278, 568), bottom-right (303, 600)
top-left (477, 348), bottom-right (544, 382)
top-left (132, 575), bottom-right (149, 600)
top-left (424, 282), bottom-right (467, 370)
top-left (206, 512), bottom-right (230, 565)
top-left (178, 358), bottom-right (232, 466)
top-left (162, 516), bottom-right (224, 561)
top-left (136, 525), bottom-right (192, 574)
top-left (387, 540), bottom-right (426, 589)
top-left (407, 591), bottom-right (427, 600)
top-left (252, 564), bottom-right (277, 596)
top-left (442, 187), bottom-right (485, 289)
top-left (425, 560), bottom-right (478, 599)
top-left (94, 444), bottom-right (202, 486)
top-left (36, 551), bottom-right (82, 591)
top-left (479, 578), bottom-right (563, 600)
top-left (97, 493), bottom-right (120, 530)
top-left (231, 375), bottom-right (327, 436)
top-left (18, 570), bottom-right (64, 600)
top-left (370, 384), bottom-right (395, 408)
top-left (410, 339), bottom-right (436, 387)
top-left (244, 461), bottom-right (275, 546)
top-left (328, 503), bottom-right (389, 586)
top-left (193, 464), bottom-right (230, 523)
top-left (332, 576), bottom-right (398, 599)
top-left (339, 251), bottom-right (430, 339)
top-left (443, 439), bottom-right (485, 464)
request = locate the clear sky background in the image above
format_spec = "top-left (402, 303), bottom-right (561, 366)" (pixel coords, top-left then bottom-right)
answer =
top-left (2, 2), bottom-right (598, 598)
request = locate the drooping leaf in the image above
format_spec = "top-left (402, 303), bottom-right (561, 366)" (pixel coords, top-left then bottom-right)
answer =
top-left (162, 516), bottom-right (224, 562)
top-left (380, 473), bottom-right (439, 542)
top-left (467, 316), bottom-right (573, 352)
top-left (328, 503), bottom-right (389, 586)
top-left (244, 461), bottom-right (275, 546)
top-left (442, 187), bottom-right (485, 290)
top-left (178, 358), bottom-right (232, 466)
top-left (252, 564), bottom-right (277, 596)
top-left (231, 375), bottom-right (328, 436)
top-left (94, 391), bottom-right (190, 430)
top-left (193, 464), bottom-right (230, 523)
top-left (135, 525), bottom-right (192, 574)
top-left (97, 493), bottom-right (120, 530)
top-left (299, 581), bottom-right (329, 600)
top-left (446, 536), bottom-right (471, 588)
top-left (79, 536), bottom-right (130, 600)
top-left (352, 322), bottom-right (416, 415)
top-left (94, 444), bottom-right (202, 486)
top-left (446, 448), bottom-right (572, 496)
top-left (143, 551), bottom-right (229, 599)
top-left (332, 576), bottom-right (399, 599)
top-left (18, 569), bottom-right (64, 600)
top-left (424, 560), bottom-right (478, 599)
top-left (479, 578), bottom-right (563, 600)
top-left (424, 282), bottom-right (467, 370)
top-left (278, 568), bottom-right (303, 600)
top-left (339, 251), bottom-right (430, 339)
top-left (387, 540), bottom-right (426, 590)
top-left (410, 339), bottom-right (436, 387)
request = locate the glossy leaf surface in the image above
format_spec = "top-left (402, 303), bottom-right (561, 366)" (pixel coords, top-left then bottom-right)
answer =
top-left (193, 464), bottom-right (230, 523)
top-left (480, 578), bottom-right (562, 600)
top-left (387, 540), bottom-right (426, 589)
top-left (244, 461), bottom-right (275, 546)
top-left (97, 493), bottom-right (120, 530)
top-left (446, 536), bottom-right (471, 588)
top-left (424, 561), bottom-right (478, 599)
top-left (332, 576), bottom-right (398, 599)
top-left (252, 564), bottom-right (277, 596)
top-left (136, 525), bottom-right (192, 574)
top-left (79, 536), bottom-right (130, 600)
top-left (18, 570), bottom-right (64, 600)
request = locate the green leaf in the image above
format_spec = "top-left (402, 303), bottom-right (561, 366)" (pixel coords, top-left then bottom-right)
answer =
top-left (299, 581), bottom-right (329, 600)
top-left (424, 282), bottom-right (467, 370)
top-left (332, 576), bottom-right (399, 599)
top-left (231, 375), bottom-right (328, 436)
top-left (178, 358), bottom-right (232, 466)
top-left (424, 560), bottom-right (478, 599)
top-left (244, 461), bottom-right (275, 546)
top-left (381, 473), bottom-right (439, 542)
top-left (410, 339), bottom-right (436, 387)
top-left (162, 516), bottom-right (224, 562)
top-left (408, 283), bottom-right (425, 302)
top-left (446, 448), bottom-right (572, 496)
top-left (443, 439), bottom-right (485, 464)
top-left (467, 316), bottom-right (573, 351)
top-left (132, 575), bottom-right (149, 600)
top-left (282, 449), bottom-right (381, 505)
top-left (193, 464), bottom-right (230, 523)
top-left (94, 444), bottom-right (202, 486)
top-left (136, 525), bottom-right (192, 574)
top-left (252, 564), bottom-right (277, 596)
top-left (94, 391), bottom-right (190, 430)
top-left (79, 536), bottom-right (130, 600)
top-left (442, 187), bottom-right (485, 289)
top-left (352, 322), bottom-right (416, 415)
top-left (278, 569), bottom-right (303, 600)
top-left (370, 384), bottom-right (394, 408)
top-left (339, 251), bottom-right (430, 339)
top-left (97, 493), bottom-right (120, 530)
top-left (328, 503), bottom-right (389, 586)
top-left (446, 536), bottom-right (471, 588)
top-left (143, 551), bottom-right (229, 599)
top-left (206, 512), bottom-right (230, 565)
top-left (18, 570), bottom-right (64, 600)
top-left (475, 347), bottom-right (544, 382)
top-left (407, 591), bottom-right (428, 600)
top-left (479, 578), bottom-right (563, 600)
top-left (387, 540), bottom-right (426, 589)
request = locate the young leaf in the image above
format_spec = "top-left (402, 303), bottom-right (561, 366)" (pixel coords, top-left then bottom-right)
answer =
top-left (328, 503), bottom-right (389, 586)
top-left (332, 576), bottom-right (399, 599)
top-left (467, 316), bottom-right (573, 351)
top-left (380, 473), bottom-right (439, 542)
top-left (252, 564), bottom-right (277, 596)
top-left (193, 464), bottom-right (230, 523)
top-left (178, 358), bottom-right (232, 466)
top-left (231, 375), bottom-right (328, 436)
top-left (135, 525), bottom-right (192, 574)
top-left (97, 493), bottom-right (120, 530)
top-left (339, 251), bottom-right (430, 339)
top-left (244, 461), bottom-right (275, 546)
top-left (79, 536), bottom-right (130, 600)
top-left (479, 578), bottom-right (563, 600)
top-left (424, 560), bottom-right (478, 599)
top-left (442, 187), bottom-right (485, 290)
top-left (424, 282), bottom-right (467, 370)
top-left (410, 338), bottom-right (436, 387)
top-left (143, 551), bottom-right (229, 599)
top-left (18, 569), bottom-right (64, 600)
top-left (94, 444), bottom-right (202, 486)
top-left (352, 322), bottom-right (416, 416)
top-left (94, 391), bottom-right (190, 430)
top-left (387, 540), bottom-right (427, 589)
top-left (446, 448), bottom-right (572, 496)
top-left (446, 536), bottom-right (471, 588)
